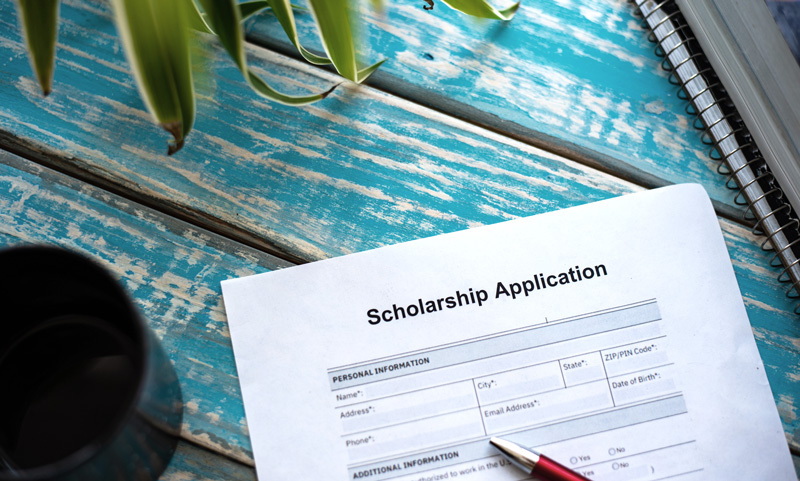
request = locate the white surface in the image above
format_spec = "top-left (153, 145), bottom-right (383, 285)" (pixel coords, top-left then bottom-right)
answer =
top-left (222, 184), bottom-right (795, 480)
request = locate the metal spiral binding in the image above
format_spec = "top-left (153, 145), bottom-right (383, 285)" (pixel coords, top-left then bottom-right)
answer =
top-left (631, 0), bottom-right (800, 312)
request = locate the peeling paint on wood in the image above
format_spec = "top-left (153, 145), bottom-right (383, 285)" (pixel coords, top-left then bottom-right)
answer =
top-left (162, 441), bottom-right (255, 481)
top-left (0, 151), bottom-right (280, 463)
top-left (0, 0), bottom-right (798, 477)
top-left (246, 0), bottom-right (750, 212)
top-left (0, 0), bottom-right (641, 263)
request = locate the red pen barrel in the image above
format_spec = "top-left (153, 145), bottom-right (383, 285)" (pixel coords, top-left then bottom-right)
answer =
top-left (530, 454), bottom-right (593, 481)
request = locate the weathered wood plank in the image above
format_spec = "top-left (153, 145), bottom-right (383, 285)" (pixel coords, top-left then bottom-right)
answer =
top-left (1, 0), bottom-right (798, 470)
top-left (0, 150), bottom-right (287, 463)
top-left (163, 441), bottom-right (254, 481)
top-left (0, 0), bottom-right (639, 262)
top-left (245, 0), bottom-right (748, 218)
top-left (2, 154), bottom-right (799, 475)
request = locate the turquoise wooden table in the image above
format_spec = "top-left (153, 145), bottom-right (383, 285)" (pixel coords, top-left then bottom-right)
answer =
top-left (1, 0), bottom-right (799, 478)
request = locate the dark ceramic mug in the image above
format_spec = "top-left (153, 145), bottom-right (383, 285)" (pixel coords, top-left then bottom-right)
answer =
top-left (0, 246), bottom-right (182, 480)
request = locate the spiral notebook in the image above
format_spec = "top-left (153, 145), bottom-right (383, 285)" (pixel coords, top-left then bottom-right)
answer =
top-left (631, 0), bottom-right (800, 314)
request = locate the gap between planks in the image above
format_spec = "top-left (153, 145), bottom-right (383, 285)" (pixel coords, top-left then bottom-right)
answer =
top-left (0, 148), bottom-right (263, 472)
top-left (1, 20), bottom-right (797, 471)
top-left (0, 29), bottom-right (755, 272)
top-left (243, 33), bottom-right (751, 229)
top-left (0, 131), bottom-right (310, 267)
top-left (177, 433), bottom-right (257, 471)
top-left (3, 98), bottom-right (800, 473)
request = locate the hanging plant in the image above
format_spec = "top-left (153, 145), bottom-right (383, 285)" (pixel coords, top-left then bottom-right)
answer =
top-left (14, 0), bottom-right (519, 154)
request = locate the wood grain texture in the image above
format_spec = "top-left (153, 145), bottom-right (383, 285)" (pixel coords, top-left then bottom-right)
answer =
top-left (1, 158), bottom-right (798, 474)
top-left (0, 150), bottom-right (289, 463)
top-left (245, 0), bottom-right (749, 218)
top-left (163, 441), bottom-right (254, 481)
top-left (0, 0), bottom-right (640, 263)
top-left (0, 0), bottom-right (798, 474)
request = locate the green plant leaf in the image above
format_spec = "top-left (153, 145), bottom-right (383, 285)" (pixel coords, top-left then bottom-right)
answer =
top-left (197, 0), bottom-right (336, 105)
top-left (264, 0), bottom-right (331, 65)
top-left (307, 0), bottom-right (384, 83)
top-left (110, 0), bottom-right (196, 155)
top-left (16, 0), bottom-right (59, 96)
top-left (441, 0), bottom-right (520, 20)
top-left (239, 0), bottom-right (270, 21)
top-left (185, 0), bottom-right (214, 33)
top-left (186, 0), bottom-right (272, 34)
top-left (355, 57), bottom-right (387, 83)
top-left (369, 0), bottom-right (385, 13)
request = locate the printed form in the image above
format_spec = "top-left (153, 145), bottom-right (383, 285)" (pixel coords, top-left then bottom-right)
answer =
top-left (221, 185), bottom-right (795, 481)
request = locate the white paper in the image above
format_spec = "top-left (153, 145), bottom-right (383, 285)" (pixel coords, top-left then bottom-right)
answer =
top-left (221, 184), bottom-right (795, 481)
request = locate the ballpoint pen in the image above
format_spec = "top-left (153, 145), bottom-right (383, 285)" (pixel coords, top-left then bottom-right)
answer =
top-left (489, 437), bottom-right (592, 481)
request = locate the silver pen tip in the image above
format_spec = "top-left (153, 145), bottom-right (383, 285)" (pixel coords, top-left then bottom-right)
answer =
top-left (488, 437), bottom-right (507, 450)
top-left (488, 437), bottom-right (539, 471)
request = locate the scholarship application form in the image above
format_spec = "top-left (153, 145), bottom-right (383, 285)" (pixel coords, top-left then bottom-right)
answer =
top-left (221, 184), bottom-right (795, 481)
